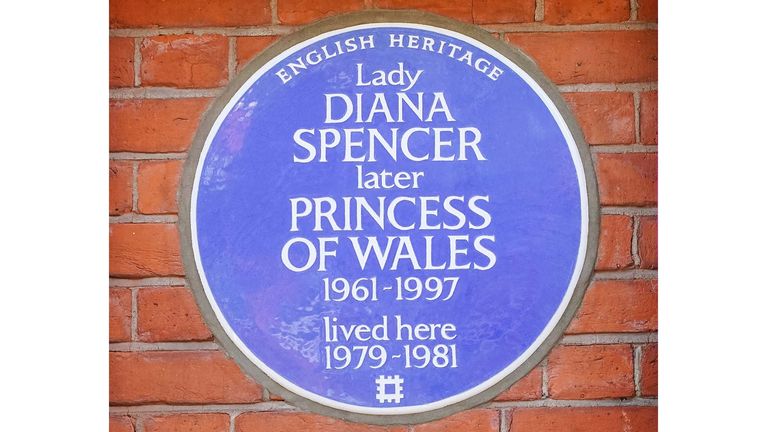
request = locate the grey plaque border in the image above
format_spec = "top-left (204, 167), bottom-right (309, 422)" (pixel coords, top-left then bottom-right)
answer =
top-left (178, 10), bottom-right (600, 426)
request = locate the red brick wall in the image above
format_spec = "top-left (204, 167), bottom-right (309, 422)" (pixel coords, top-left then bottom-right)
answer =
top-left (109, 1), bottom-right (658, 431)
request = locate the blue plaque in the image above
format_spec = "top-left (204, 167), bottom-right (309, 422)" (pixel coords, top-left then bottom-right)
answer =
top-left (180, 11), bottom-right (598, 424)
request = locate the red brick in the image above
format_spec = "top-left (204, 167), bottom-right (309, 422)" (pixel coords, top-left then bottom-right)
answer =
top-left (137, 160), bottom-right (183, 214)
top-left (638, 216), bottom-right (658, 269)
top-left (472, 0), bottom-right (535, 24)
top-left (373, 0), bottom-right (473, 22)
top-left (637, 0), bottom-right (658, 22)
top-left (494, 366), bottom-right (542, 401)
top-left (547, 345), bottom-right (634, 399)
top-left (506, 31), bottom-right (657, 84)
top-left (110, 161), bottom-right (133, 216)
top-left (568, 280), bottom-right (658, 333)
top-left (544, 0), bottom-right (630, 24)
top-left (595, 153), bottom-right (657, 206)
top-left (563, 92), bottom-right (635, 145)
top-left (639, 344), bottom-right (658, 396)
top-left (144, 414), bottom-right (229, 432)
top-left (141, 35), bottom-right (228, 89)
top-left (414, 410), bottom-right (498, 432)
top-left (640, 91), bottom-right (658, 144)
top-left (236, 36), bottom-right (279, 72)
top-left (511, 407), bottom-right (657, 432)
top-left (109, 223), bottom-right (183, 277)
top-left (111, 416), bottom-right (135, 432)
top-left (110, 0), bottom-right (271, 28)
top-left (110, 288), bottom-right (132, 342)
top-left (278, 0), bottom-right (364, 25)
top-left (235, 412), bottom-right (406, 432)
top-left (596, 215), bottom-right (633, 270)
top-left (110, 99), bottom-right (210, 153)
top-left (137, 287), bottom-right (212, 342)
top-left (110, 38), bottom-right (134, 88)
top-left (110, 351), bottom-right (262, 404)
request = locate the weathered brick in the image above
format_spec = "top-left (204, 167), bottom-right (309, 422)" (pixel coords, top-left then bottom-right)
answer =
top-left (137, 287), bottom-right (212, 342)
top-left (637, 0), bottom-right (658, 22)
top-left (278, 0), bottom-right (364, 25)
top-left (236, 36), bottom-right (279, 72)
top-left (110, 38), bottom-right (134, 88)
top-left (506, 31), bottom-right (657, 84)
top-left (109, 161), bottom-right (133, 216)
top-left (235, 412), bottom-right (406, 432)
top-left (110, 0), bottom-right (271, 28)
top-left (563, 92), bottom-right (635, 145)
top-left (140, 35), bottom-right (228, 89)
top-left (109, 223), bottom-right (183, 277)
top-left (595, 153), bottom-right (657, 206)
top-left (511, 407), bottom-right (657, 432)
top-left (638, 216), bottom-right (658, 268)
top-left (544, 0), bottom-right (630, 24)
top-left (109, 288), bottom-right (132, 342)
top-left (547, 345), bottom-right (635, 399)
top-left (640, 344), bottom-right (658, 396)
top-left (472, 0), bottom-right (535, 24)
top-left (494, 366), bottom-right (542, 401)
top-left (414, 410), bottom-right (499, 432)
top-left (596, 215), bottom-right (633, 270)
top-left (568, 280), bottom-right (658, 333)
top-left (110, 351), bottom-right (262, 404)
top-left (144, 413), bottom-right (230, 432)
top-left (640, 91), bottom-right (658, 144)
top-left (137, 160), bottom-right (183, 215)
top-left (373, 0), bottom-right (473, 22)
top-left (110, 416), bottom-right (135, 432)
top-left (110, 99), bottom-right (210, 153)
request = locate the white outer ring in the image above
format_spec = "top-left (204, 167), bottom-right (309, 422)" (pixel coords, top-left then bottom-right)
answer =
top-left (190, 22), bottom-right (589, 415)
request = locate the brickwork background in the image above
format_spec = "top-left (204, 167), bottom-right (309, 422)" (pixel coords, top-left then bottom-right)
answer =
top-left (109, 1), bottom-right (658, 431)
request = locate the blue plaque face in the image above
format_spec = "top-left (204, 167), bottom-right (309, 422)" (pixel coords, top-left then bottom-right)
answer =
top-left (180, 13), bottom-right (598, 424)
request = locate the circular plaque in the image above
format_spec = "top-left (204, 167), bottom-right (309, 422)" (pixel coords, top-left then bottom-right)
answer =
top-left (179, 11), bottom-right (599, 425)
